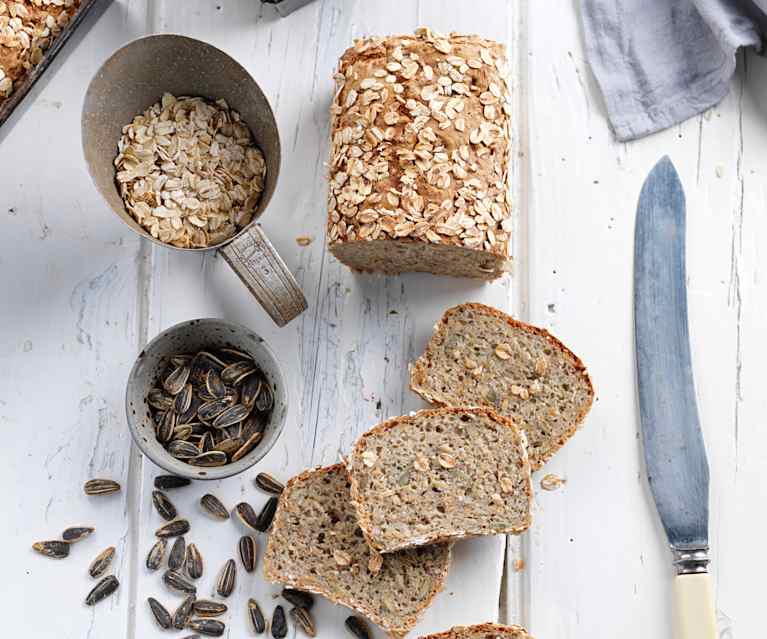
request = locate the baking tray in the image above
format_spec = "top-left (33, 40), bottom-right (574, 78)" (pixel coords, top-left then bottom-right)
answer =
top-left (0, 0), bottom-right (107, 132)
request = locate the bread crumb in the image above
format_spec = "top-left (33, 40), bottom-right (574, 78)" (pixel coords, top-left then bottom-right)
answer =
top-left (540, 473), bottom-right (566, 491)
top-left (368, 552), bottom-right (383, 574)
top-left (296, 235), bottom-right (313, 246)
top-left (333, 549), bottom-right (352, 566)
top-left (513, 558), bottom-right (525, 572)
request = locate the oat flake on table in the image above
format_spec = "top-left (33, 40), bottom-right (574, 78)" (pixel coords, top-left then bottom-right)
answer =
top-left (115, 93), bottom-right (266, 249)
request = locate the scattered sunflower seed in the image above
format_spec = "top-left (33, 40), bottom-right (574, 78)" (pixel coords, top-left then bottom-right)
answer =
top-left (345, 616), bottom-right (371, 639)
top-left (148, 597), bottom-right (172, 629)
top-left (154, 475), bottom-right (191, 490)
top-left (215, 559), bottom-right (236, 598)
top-left (200, 494), bottom-right (229, 520)
top-left (152, 490), bottom-right (178, 521)
top-left (88, 546), bottom-right (115, 578)
top-left (173, 594), bottom-right (196, 630)
top-left (271, 605), bottom-right (287, 639)
top-left (32, 540), bottom-right (70, 559)
top-left (193, 600), bottom-right (227, 618)
top-left (187, 618), bottom-right (225, 637)
top-left (234, 502), bottom-right (259, 531)
top-left (255, 497), bottom-right (278, 532)
top-left (238, 535), bottom-right (257, 573)
top-left (168, 536), bottom-right (186, 571)
top-left (62, 526), bottom-right (95, 543)
top-left (163, 569), bottom-right (197, 595)
top-left (85, 575), bottom-right (119, 605)
top-left (291, 606), bottom-right (316, 637)
top-left (282, 588), bottom-right (314, 610)
top-left (255, 473), bottom-right (284, 495)
top-left (186, 543), bottom-right (203, 580)
top-left (156, 519), bottom-right (190, 538)
top-left (248, 598), bottom-right (266, 634)
top-left (83, 479), bottom-right (121, 496)
top-left (146, 539), bottom-right (167, 570)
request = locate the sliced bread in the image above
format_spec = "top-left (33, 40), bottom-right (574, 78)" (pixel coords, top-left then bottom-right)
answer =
top-left (411, 303), bottom-right (594, 469)
top-left (348, 408), bottom-right (532, 553)
top-left (263, 464), bottom-right (451, 637)
top-left (417, 623), bottom-right (533, 639)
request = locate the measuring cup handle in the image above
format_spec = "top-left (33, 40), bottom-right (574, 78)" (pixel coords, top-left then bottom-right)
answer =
top-left (220, 225), bottom-right (307, 327)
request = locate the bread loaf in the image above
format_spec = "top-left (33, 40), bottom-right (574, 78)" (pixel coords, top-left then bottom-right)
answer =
top-left (411, 303), bottom-right (594, 469)
top-left (328, 28), bottom-right (512, 279)
top-left (417, 623), bottom-right (533, 639)
top-left (348, 408), bottom-right (532, 553)
top-left (263, 464), bottom-right (451, 637)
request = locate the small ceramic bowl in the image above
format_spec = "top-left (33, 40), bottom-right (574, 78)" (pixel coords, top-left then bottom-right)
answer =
top-left (126, 318), bottom-right (287, 480)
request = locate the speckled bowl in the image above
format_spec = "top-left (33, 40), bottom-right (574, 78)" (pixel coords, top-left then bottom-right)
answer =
top-left (126, 318), bottom-right (287, 480)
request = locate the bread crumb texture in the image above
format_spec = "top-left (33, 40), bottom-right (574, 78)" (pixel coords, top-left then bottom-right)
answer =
top-left (417, 622), bottom-right (534, 639)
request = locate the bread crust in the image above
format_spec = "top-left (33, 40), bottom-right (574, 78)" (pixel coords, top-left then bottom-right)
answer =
top-left (263, 463), bottom-right (452, 638)
top-left (417, 622), bottom-right (533, 639)
top-left (410, 303), bottom-right (594, 470)
top-left (347, 407), bottom-right (533, 554)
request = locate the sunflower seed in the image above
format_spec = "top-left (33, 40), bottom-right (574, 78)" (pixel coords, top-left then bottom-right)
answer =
top-left (242, 414), bottom-right (266, 439)
top-left (282, 588), bottom-right (314, 610)
top-left (146, 539), bottom-right (167, 570)
top-left (193, 600), bottom-right (227, 617)
top-left (345, 616), bottom-right (371, 639)
top-left (291, 606), bottom-right (316, 637)
top-left (148, 597), bottom-right (172, 629)
top-left (181, 636), bottom-right (201, 639)
top-left (199, 351), bottom-right (228, 368)
top-left (248, 599), bottom-right (266, 634)
top-left (164, 365), bottom-right (191, 395)
top-left (148, 388), bottom-right (175, 410)
top-left (62, 526), bottom-right (95, 542)
top-left (154, 475), bottom-right (191, 490)
top-left (173, 594), bottom-right (196, 630)
top-left (88, 546), bottom-right (115, 578)
top-left (187, 619), bottom-right (225, 637)
top-left (213, 437), bottom-right (241, 456)
top-left (86, 575), bottom-right (119, 605)
top-left (238, 535), bottom-right (257, 573)
top-left (231, 431), bottom-right (263, 463)
top-left (189, 451), bottom-right (227, 467)
top-left (179, 395), bottom-right (202, 424)
top-left (255, 385), bottom-right (274, 412)
top-left (212, 404), bottom-right (251, 429)
top-left (152, 490), bottom-right (178, 521)
top-left (240, 375), bottom-right (262, 409)
top-left (197, 398), bottom-right (230, 422)
top-left (173, 424), bottom-right (194, 441)
top-left (221, 361), bottom-right (256, 385)
top-left (32, 540), bottom-right (69, 559)
top-left (169, 439), bottom-right (202, 459)
top-left (185, 543), bottom-right (204, 580)
top-left (200, 494), bottom-right (229, 520)
top-left (84, 479), bottom-right (121, 496)
top-left (271, 605), bottom-right (287, 639)
top-left (255, 473), bottom-right (284, 495)
top-left (163, 569), bottom-right (197, 595)
top-left (199, 431), bottom-right (214, 453)
top-left (171, 354), bottom-right (193, 367)
top-left (234, 502), bottom-right (259, 530)
top-left (174, 383), bottom-right (194, 414)
top-left (168, 536), bottom-right (186, 571)
top-left (206, 370), bottom-right (227, 399)
top-left (218, 347), bottom-right (251, 363)
top-left (215, 559), bottom-right (236, 598)
top-left (156, 519), bottom-right (190, 538)
top-left (157, 410), bottom-right (177, 443)
top-left (256, 497), bottom-right (278, 532)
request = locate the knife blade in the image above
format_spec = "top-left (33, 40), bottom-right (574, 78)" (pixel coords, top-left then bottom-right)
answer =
top-left (634, 156), bottom-right (716, 639)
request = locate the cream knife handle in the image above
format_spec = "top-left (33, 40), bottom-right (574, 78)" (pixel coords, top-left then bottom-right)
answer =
top-left (673, 573), bottom-right (717, 639)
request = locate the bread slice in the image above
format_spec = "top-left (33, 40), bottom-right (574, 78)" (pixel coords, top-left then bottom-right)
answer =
top-left (417, 623), bottom-right (533, 639)
top-left (263, 464), bottom-right (451, 637)
top-left (348, 408), bottom-right (532, 553)
top-left (411, 303), bottom-right (594, 469)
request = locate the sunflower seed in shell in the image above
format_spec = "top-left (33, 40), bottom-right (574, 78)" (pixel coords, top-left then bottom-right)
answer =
top-left (242, 414), bottom-right (266, 439)
top-left (88, 546), bottom-right (115, 578)
top-left (164, 365), bottom-right (191, 395)
top-left (32, 540), bottom-right (70, 559)
top-left (146, 539), bottom-right (167, 570)
top-left (152, 490), bottom-right (178, 521)
top-left (193, 600), bottom-right (227, 617)
top-left (148, 597), bottom-right (172, 629)
top-left (200, 494), bottom-right (229, 520)
top-left (158, 410), bottom-right (177, 444)
top-left (84, 479), bottom-right (121, 496)
top-left (200, 351), bottom-right (228, 368)
top-left (271, 605), bottom-right (287, 639)
top-left (248, 599), bottom-right (266, 634)
top-left (169, 439), bottom-right (201, 459)
top-left (185, 543), bottom-right (204, 580)
top-left (173, 594), bottom-right (196, 630)
top-left (62, 526), bottom-right (95, 543)
top-left (197, 398), bottom-right (231, 423)
top-left (345, 616), bottom-right (371, 639)
top-left (231, 431), bottom-right (262, 463)
top-left (163, 569), bottom-right (197, 595)
top-left (148, 387), bottom-right (175, 410)
top-left (171, 354), bottom-right (193, 367)
top-left (212, 437), bottom-right (240, 456)
top-left (255, 497), bottom-right (278, 532)
top-left (221, 361), bottom-right (256, 385)
top-left (179, 395), bottom-right (202, 425)
top-left (205, 369), bottom-right (227, 399)
top-left (156, 519), bottom-right (190, 538)
top-left (255, 473), bottom-right (284, 495)
top-left (218, 347), bottom-right (251, 363)
top-left (255, 385), bottom-right (274, 412)
top-left (212, 404), bottom-right (251, 429)
top-left (190, 451), bottom-right (227, 467)
top-left (173, 424), bottom-right (194, 441)
top-left (238, 535), bottom-right (257, 573)
top-left (234, 502), bottom-right (259, 530)
top-left (187, 618), bottom-right (225, 637)
top-left (240, 375), bottom-right (262, 409)
top-left (168, 536), bottom-right (186, 571)
top-left (215, 559), bottom-right (236, 598)
top-left (199, 431), bottom-right (214, 453)
top-left (86, 575), bottom-right (119, 605)
top-left (154, 475), bottom-right (191, 490)
top-left (181, 635), bottom-right (201, 639)
top-left (291, 606), bottom-right (316, 637)
top-left (174, 383), bottom-right (194, 414)
top-left (282, 588), bottom-right (314, 610)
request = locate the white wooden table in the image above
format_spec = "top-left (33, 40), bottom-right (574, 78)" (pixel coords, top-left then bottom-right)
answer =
top-left (2, 1), bottom-right (764, 637)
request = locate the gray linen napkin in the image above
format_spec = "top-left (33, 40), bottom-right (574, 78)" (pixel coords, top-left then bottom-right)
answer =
top-left (581, 0), bottom-right (767, 140)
